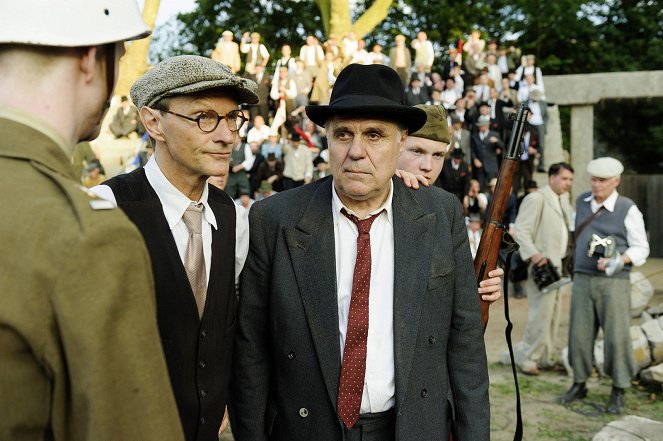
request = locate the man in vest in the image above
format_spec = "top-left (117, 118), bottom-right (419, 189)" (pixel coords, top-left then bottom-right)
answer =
top-left (91, 55), bottom-right (258, 440)
top-left (0, 1), bottom-right (184, 439)
top-left (561, 157), bottom-right (649, 415)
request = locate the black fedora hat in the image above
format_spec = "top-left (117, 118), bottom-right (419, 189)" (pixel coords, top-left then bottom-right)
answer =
top-left (306, 64), bottom-right (426, 133)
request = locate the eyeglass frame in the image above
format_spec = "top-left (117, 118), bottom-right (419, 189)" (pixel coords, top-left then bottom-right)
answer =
top-left (161, 108), bottom-right (247, 133)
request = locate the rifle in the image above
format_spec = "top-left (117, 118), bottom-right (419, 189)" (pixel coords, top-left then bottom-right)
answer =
top-left (473, 103), bottom-right (529, 441)
top-left (473, 103), bottom-right (529, 329)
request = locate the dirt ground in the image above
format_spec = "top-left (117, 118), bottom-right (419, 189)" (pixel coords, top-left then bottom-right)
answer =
top-left (486, 259), bottom-right (663, 441)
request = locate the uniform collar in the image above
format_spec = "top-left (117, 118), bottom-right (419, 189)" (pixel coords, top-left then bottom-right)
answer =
top-left (0, 106), bottom-right (72, 157)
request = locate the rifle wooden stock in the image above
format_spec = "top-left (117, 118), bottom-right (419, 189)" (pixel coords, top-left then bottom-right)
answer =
top-left (474, 159), bottom-right (518, 328)
top-left (474, 103), bottom-right (529, 329)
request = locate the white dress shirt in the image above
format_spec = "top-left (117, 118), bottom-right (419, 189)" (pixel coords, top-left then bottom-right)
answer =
top-left (90, 155), bottom-right (249, 282)
top-left (582, 190), bottom-right (650, 266)
top-left (332, 181), bottom-right (395, 414)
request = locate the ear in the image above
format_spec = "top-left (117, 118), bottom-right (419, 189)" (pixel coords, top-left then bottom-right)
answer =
top-left (140, 107), bottom-right (166, 143)
top-left (78, 46), bottom-right (99, 84)
top-left (398, 129), bottom-right (408, 154)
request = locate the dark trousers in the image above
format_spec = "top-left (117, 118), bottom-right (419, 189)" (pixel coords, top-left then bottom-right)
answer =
top-left (282, 177), bottom-right (304, 190)
top-left (343, 410), bottom-right (395, 441)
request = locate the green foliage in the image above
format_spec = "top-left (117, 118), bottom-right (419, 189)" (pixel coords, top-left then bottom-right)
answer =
top-left (155, 0), bottom-right (663, 173)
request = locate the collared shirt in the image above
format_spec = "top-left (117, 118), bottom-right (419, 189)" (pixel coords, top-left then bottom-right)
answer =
top-left (581, 190), bottom-right (649, 266)
top-left (91, 155), bottom-right (249, 283)
top-left (0, 106), bottom-right (72, 157)
top-left (332, 181), bottom-right (395, 414)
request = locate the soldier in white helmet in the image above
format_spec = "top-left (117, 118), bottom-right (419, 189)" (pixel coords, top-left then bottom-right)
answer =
top-left (0, 1), bottom-right (185, 440)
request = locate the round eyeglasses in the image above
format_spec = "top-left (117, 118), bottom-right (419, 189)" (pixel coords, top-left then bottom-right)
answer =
top-left (162, 109), bottom-right (247, 133)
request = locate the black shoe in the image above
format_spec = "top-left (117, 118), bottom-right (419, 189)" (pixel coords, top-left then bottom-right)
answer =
top-left (560, 382), bottom-right (587, 404)
top-left (536, 166), bottom-right (546, 173)
top-left (606, 387), bottom-right (625, 415)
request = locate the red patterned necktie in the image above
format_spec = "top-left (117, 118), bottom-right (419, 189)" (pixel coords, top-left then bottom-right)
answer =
top-left (337, 208), bottom-right (383, 429)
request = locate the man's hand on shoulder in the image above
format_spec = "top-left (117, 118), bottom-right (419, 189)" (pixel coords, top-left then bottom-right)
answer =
top-left (394, 169), bottom-right (429, 189)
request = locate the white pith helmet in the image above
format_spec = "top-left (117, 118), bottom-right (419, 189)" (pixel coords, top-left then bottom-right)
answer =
top-left (0, 0), bottom-right (151, 47)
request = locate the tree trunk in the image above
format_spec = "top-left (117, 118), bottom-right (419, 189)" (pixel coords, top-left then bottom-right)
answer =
top-left (114, 0), bottom-right (160, 100)
top-left (315, 0), bottom-right (394, 40)
top-left (350, 0), bottom-right (393, 39)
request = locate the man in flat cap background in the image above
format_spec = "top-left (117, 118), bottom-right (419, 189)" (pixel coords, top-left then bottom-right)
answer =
top-left (91, 55), bottom-right (258, 441)
top-left (231, 64), bottom-right (489, 441)
top-left (0, 0), bottom-right (184, 439)
top-left (561, 157), bottom-right (649, 415)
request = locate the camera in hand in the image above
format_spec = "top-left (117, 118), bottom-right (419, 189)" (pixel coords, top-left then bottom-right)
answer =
top-left (531, 260), bottom-right (561, 291)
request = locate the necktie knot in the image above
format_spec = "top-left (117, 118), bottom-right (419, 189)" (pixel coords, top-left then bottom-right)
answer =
top-left (183, 203), bottom-right (204, 234)
top-left (341, 208), bottom-right (383, 236)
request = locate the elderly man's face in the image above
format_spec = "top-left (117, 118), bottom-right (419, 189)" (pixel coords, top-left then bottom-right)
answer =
top-left (154, 91), bottom-right (239, 180)
top-left (591, 175), bottom-right (620, 203)
top-left (327, 116), bottom-right (405, 205)
top-left (397, 136), bottom-right (448, 185)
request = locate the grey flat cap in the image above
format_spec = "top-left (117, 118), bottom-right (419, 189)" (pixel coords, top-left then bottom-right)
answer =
top-left (131, 55), bottom-right (259, 109)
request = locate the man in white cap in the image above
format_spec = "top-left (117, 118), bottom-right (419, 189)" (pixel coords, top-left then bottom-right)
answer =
top-left (0, 1), bottom-right (184, 439)
top-left (561, 157), bottom-right (649, 415)
top-left (92, 55), bottom-right (258, 440)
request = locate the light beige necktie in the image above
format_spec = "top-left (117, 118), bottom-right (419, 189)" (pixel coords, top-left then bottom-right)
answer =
top-left (182, 203), bottom-right (207, 319)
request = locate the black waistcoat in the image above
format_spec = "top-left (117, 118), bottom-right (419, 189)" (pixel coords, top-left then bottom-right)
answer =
top-left (105, 168), bottom-right (237, 441)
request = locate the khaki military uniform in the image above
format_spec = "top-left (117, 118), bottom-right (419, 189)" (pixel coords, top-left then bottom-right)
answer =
top-left (0, 109), bottom-right (184, 441)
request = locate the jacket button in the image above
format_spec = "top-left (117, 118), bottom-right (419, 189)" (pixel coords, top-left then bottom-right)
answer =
top-left (199, 360), bottom-right (207, 368)
top-left (200, 417), bottom-right (206, 425)
top-left (299, 407), bottom-right (309, 418)
top-left (429, 335), bottom-right (436, 344)
top-left (200, 389), bottom-right (207, 398)
top-left (201, 329), bottom-right (208, 338)
top-left (421, 389), bottom-right (428, 398)
top-left (287, 351), bottom-right (296, 360)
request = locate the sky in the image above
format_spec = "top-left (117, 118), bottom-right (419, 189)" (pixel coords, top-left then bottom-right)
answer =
top-left (137, 0), bottom-right (197, 27)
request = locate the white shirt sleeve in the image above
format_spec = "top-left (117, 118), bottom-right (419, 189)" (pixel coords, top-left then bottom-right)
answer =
top-left (623, 204), bottom-right (650, 266)
top-left (241, 143), bottom-right (256, 170)
top-left (234, 205), bottom-right (249, 283)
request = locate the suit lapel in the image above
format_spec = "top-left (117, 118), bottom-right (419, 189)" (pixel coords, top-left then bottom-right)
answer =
top-left (391, 179), bottom-right (436, 409)
top-left (284, 178), bottom-right (341, 411)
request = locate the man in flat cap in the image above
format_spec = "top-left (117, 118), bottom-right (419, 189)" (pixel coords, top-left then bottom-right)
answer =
top-left (561, 157), bottom-right (649, 414)
top-left (91, 55), bottom-right (258, 441)
top-left (0, 0), bottom-right (184, 439)
top-left (231, 64), bottom-right (489, 441)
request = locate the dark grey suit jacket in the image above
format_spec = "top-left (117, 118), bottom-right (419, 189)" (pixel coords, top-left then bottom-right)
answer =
top-left (231, 177), bottom-right (489, 441)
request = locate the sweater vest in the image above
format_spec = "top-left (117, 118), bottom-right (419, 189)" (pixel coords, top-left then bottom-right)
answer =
top-left (574, 191), bottom-right (633, 279)
top-left (104, 167), bottom-right (237, 441)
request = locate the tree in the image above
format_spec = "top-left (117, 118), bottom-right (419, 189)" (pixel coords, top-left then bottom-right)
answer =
top-left (115, 0), bottom-right (160, 98)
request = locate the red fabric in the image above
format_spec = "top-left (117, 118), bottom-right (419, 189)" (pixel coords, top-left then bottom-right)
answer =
top-left (336, 209), bottom-right (382, 429)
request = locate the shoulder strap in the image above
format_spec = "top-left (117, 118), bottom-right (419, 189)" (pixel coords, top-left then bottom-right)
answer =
top-left (575, 205), bottom-right (605, 238)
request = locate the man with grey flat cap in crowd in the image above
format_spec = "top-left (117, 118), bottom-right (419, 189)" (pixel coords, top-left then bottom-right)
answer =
top-left (0, 0), bottom-right (184, 439)
top-left (231, 64), bottom-right (489, 441)
top-left (561, 157), bottom-right (649, 415)
top-left (91, 55), bottom-right (258, 441)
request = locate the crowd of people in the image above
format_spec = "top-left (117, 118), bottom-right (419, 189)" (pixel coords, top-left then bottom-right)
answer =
top-left (191, 28), bottom-right (551, 221)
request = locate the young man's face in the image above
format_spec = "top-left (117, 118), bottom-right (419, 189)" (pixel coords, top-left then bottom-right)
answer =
top-left (397, 136), bottom-right (448, 185)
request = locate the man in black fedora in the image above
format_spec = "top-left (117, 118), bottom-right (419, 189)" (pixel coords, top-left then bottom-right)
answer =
top-left (231, 64), bottom-right (490, 441)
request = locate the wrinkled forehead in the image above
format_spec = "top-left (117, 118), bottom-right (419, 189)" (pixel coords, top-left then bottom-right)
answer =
top-left (326, 115), bottom-right (404, 132)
